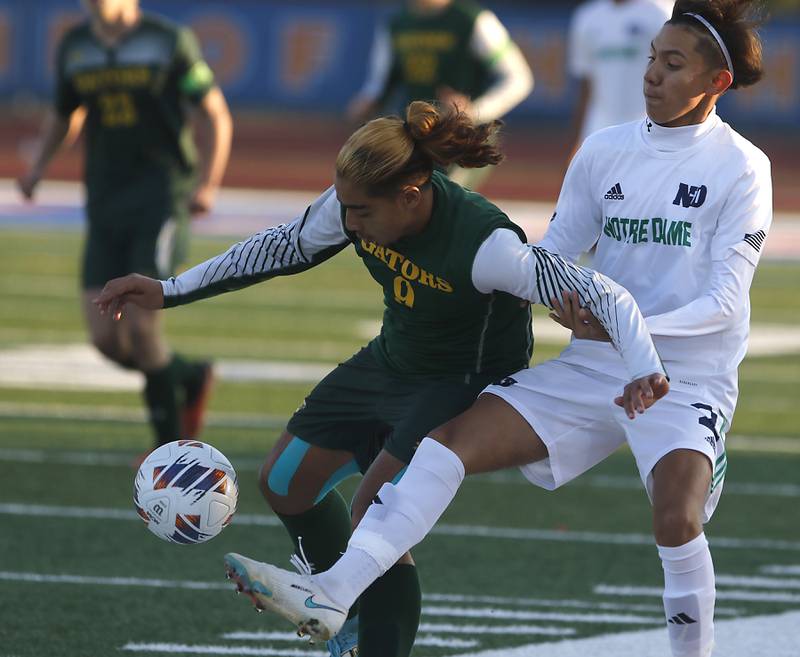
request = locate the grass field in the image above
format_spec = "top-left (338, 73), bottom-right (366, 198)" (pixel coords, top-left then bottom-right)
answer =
top-left (1, 229), bottom-right (799, 657)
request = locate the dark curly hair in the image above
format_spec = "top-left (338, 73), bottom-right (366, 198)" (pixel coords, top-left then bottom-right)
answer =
top-left (669, 0), bottom-right (767, 89)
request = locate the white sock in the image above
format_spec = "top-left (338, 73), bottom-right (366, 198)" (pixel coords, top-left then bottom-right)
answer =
top-left (658, 532), bottom-right (715, 657)
top-left (314, 547), bottom-right (382, 611)
top-left (316, 437), bottom-right (465, 610)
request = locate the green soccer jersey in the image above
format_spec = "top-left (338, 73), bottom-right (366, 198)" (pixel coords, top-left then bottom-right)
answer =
top-left (385, 0), bottom-right (492, 109)
top-left (162, 171), bottom-right (533, 381)
top-left (54, 13), bottom-right (215, 226)
top-left (346, 172), bottom-right (531, 378)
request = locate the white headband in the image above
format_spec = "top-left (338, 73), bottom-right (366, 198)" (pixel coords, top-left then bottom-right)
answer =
top-left (683, 12), bottom-right (734, 81)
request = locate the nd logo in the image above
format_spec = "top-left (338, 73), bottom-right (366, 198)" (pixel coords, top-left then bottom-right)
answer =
top-left (672, 183), bottom-right (707, 208)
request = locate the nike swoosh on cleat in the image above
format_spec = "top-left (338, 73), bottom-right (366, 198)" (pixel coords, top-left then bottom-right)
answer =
top-left (304, 595), bottom-right (345, 614)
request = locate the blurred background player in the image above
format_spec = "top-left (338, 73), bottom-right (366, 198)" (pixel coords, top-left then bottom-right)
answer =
top-left (17, 0), bottom-right (233, 454)
top-left (566, 0), bottom-right (673, 161)
top-left (346, 0), bottom-right (534, 190)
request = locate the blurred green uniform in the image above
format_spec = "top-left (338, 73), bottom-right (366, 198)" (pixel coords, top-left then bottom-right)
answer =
top-left (384, 0), bottom-right (492, 109)
top-left (54, 13), bottom-right (215, 287)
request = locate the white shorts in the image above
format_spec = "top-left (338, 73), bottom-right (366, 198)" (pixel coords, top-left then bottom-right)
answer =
top-left (484, 359), bottom-right (730, 523)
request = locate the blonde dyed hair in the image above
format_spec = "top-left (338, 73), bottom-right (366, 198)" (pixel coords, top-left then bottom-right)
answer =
top-left (336, 101), bottom-right (504, 196)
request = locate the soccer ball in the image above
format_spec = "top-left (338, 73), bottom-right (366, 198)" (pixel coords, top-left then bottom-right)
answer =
top-left (133, 440), bottom-right (238, 544)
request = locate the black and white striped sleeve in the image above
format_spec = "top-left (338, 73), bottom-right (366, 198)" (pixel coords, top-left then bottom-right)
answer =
top-left (472, 228), bottom-right (665, 380)
top-left (161, 186), bottom-right (349, 307)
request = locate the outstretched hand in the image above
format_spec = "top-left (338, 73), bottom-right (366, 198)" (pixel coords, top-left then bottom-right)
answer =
top-left (549, 291), bottom-right (610, 342)
top-left (93, 273), bottom-right (165, 321)
top-left (615, 373), bottom-right (670, 419)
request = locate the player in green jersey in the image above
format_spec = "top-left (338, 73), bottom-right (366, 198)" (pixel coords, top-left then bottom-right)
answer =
top-left (347, 0), bottom-right (533, 190)
top-left (95, 101), bottom-right (664, 657)
top-left (18, 0), bottom-right (233, 454)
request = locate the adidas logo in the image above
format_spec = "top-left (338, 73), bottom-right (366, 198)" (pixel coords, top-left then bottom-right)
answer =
top-left (604, 183), bottom-right (624, 200)
top-left (667, 612), bottom-right (698, 625)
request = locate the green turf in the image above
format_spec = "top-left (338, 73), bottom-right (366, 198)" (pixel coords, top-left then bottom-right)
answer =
top-left (0, 230), bottom-right (799, 656)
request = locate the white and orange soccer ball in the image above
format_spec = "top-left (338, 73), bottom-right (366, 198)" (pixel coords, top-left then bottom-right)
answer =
top-left (134, 440), bottom-right (238, 544)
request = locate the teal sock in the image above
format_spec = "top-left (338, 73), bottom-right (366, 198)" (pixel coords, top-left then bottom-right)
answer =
top-left (358, 563), bottom-right (420, 657)
top-left (275, 490), bottom-right (359, 620)
top-left (143, 363), bottom-right (181, 446)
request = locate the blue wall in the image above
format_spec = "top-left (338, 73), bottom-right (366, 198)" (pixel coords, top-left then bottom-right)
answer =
top-left (0, 1), bottom-right (797, 126)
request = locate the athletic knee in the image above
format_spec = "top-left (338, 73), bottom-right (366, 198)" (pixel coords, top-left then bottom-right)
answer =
top-left (427, 420), bottom-right (462, 451)
top-left (126, 323), bottom-right (161, 355)
top-left (91, 335), bottom-right (128, 365)
top-left (653, 507), bottom-right (702, 547)
top-left (260, 434), bottom-right (314, 514)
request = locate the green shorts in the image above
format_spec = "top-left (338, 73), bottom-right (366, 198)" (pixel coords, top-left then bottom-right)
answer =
top-left (82, 214), bottom-right (189, 289)
top-left (286, 345), bottom-right (501, 472)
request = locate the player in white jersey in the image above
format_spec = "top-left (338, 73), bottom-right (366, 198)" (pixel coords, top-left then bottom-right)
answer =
top-left (224, 3), bottom-right (770, 657)
top-left (567, 0), bottom-right (672, 157)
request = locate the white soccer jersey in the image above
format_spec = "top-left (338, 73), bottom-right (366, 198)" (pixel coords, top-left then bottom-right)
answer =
top-left (569, 0), bottom-right (673, 140)
top-left (539, 110), bottom-right (772, 412)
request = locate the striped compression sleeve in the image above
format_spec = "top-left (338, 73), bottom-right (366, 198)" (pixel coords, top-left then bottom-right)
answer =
top-left (472, 228), bottom-right (666, 380)
top-left (161, 186), bottom-right (349, 307)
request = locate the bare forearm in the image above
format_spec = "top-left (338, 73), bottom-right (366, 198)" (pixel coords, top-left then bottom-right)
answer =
top-left (196, 87), bottom-right (232, 190)
top-left (29, 111), bottom-right (71, 176)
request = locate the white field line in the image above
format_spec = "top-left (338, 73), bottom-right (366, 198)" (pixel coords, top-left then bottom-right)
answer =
top-left (123, 645), bottom-right (325, 657)
top-left (0, 569), bottom-right (739, 619)
top-left (424, 593), bottom-right (738, 617)
top-left (218, 631), bottom-right (476, 648)
top-left (221, 633), bottom-right (326, 642)
top-left (3, 444), bottom-right (800, 496)
top-left (2, 404), bottom-right (798, 454)
top-left (0, 571), bottom-right (229, 590)
top-left (479, 469), bottom-right (800, 495)
top-left (761, 565), bottom-right (800, 575)
top-left (446, 610), bottom-right (800, 657)
top-left (0, 343), bottom-right (335, 391)
top-left (0, 446), bottom-right (262, 469)
top-left (224, 624), bottom-right (575, 640)
top-left (420, 623), bottom-right (573, 637)
top-left (716, 574), bottom-right (800, 590)
top-left (2, 330), bottom-right (800, 394)
top-left (582, 474), bottom-right (800, 498)
top-left (0, 403), bottom-right (286, 431)
top-left (4, 502), bottom-right (800, 552)
top-left (424, 592), bottom-right (663, 613)
top-left (420, 605), bottom-right (661, 625)
top-left (595, 584), bottom-right (800, 604)
top-left (413, 636), bottom-right (478, 648)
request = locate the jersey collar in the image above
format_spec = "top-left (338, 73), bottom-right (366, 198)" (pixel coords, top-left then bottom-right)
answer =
top-left (641, 108), bottom-right (721, 153)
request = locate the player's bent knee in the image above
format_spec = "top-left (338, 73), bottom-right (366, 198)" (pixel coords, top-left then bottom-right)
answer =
top-left (260, 435), bottom-right (321, 513)
top-left (91, 335), bottom-right (128, 365)
top-left (654, 508), bottom-right (702, 547)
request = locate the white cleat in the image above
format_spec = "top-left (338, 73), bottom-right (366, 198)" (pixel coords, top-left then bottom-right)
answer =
top-left (223, 552), bottom-right (347, 642)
